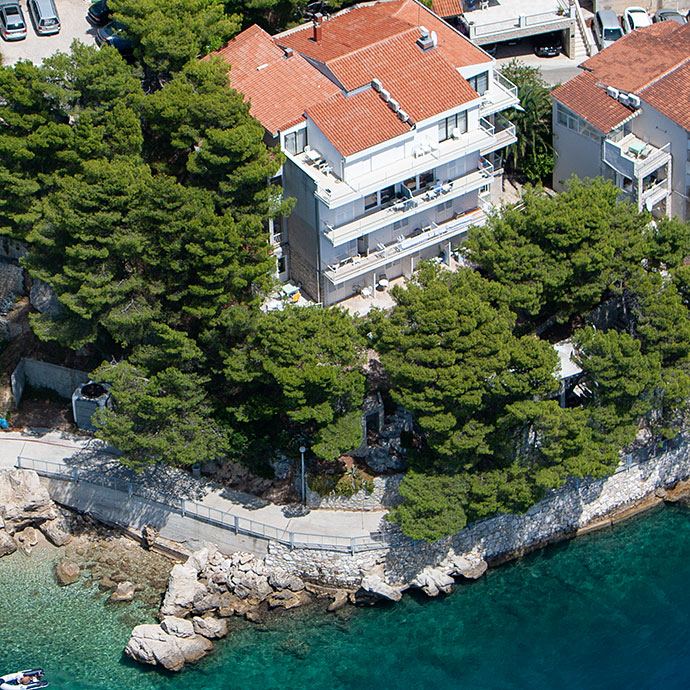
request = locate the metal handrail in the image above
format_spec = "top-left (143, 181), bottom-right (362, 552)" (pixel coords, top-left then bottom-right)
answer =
top-left (15, 456), bottom-right (389, 554)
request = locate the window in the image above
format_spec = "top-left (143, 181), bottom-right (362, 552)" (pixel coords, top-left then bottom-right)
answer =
top-left (403, 177), bottom-right (417, 192)
top-left (438, 111), bottom-right (468, 141)
top-left (380, 185), bottom-right (395, 204)
top-left (393, 217), bottom-right (409, 232)
top-left (556, 103), bottom-right (599, 142)
top-left (277, 256), bottom-right (286, 274)
top-left (469, 71), bottom-right (489, 95)
top-left (284, 129), bottom-right (307, 154)
top-left (364, 192), bottom-right (378, 210)
top-left (419, 171), bottom-right (434, 188)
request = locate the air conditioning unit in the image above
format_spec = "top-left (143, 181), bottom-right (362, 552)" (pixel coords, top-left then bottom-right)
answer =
top-left (419, 25), bottom-right (429, 38)
top-left (388, 98), bottom-right (400, 113)
top-left (452, 127), bottom-right (462, 139)
top-left (628, 94), bottom-right (641, 108)
top-left (379, 88), bottom-right (390, 102)
top-left (618, 93), bottom-right (630, 106)
top-left (606, 86), bottom-right (619, 99)
top-left (371, 78), bottom-right (383, 92)
top-left (398, 109), bottom-right (409, 122)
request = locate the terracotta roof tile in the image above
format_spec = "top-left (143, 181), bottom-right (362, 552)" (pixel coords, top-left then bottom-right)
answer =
top-left (277, 0), bottom-right (487, 68)
top-left (580, 21), bottom-right (690, 92)
top-left (306, 89), bottom-right (410, 156)
top-left (640, 60), bottom-right (690, 131)
top-left (431, 0), bottom-right (463, 18)
top-left (209, 25), bottom-right (341, 135)
top-left (551, 71), bottom-right (634, 133)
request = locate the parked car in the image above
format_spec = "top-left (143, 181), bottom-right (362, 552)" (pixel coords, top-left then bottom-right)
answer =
top-left (532, 31), bottom-right (562, 57)
top-left (95, 21), bottom-right (133, 57)
top-left (87, 0), bottom-right (109, 25)
top-left (622, 6), bottom-right (652, 32)
top-left (27, 0), bottom-right (60, 35)
top-left (0, 0), bottom-right (27, 40)
top-left (653, 8), bottom-right (686, 24)
top-left (593, 9), bottom-right (624, 49)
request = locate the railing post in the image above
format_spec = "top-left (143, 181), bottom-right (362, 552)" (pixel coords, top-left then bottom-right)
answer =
top-left (289, 532), bottom-right (295, 550)
top-left (127, 481), bottom-right (133, 499)
top-left (72, 467), bottom-right (78, 484)
top-left (350, 537), bottom-right (355, 555)
top-left (181, 498), bottom-right (186, 517)
top-left (234, 514), bottom-right (239, 534)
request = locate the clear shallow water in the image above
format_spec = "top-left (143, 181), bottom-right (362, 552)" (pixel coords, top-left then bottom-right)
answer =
top-left (2, 504), bottom-right (690, 690)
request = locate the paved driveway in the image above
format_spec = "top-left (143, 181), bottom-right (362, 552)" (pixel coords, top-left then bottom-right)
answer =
top-left (0, 0), bottom-right (96, 66)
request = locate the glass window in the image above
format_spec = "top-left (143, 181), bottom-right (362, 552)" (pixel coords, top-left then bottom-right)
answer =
top-left (469, 71), bottom-right (489, 95)
top-left (438, 111), bottom-right (468, 141)
top-left (364, 192), bottom-right (378, 210)
top-left (419, 171), bottom-right (434, 188)
top-left (403, 177), bottom-right (417, 192)
top-left (380, 185), bottom-right (395, 204)
top-left (284, 129), bottom-right (307, 154)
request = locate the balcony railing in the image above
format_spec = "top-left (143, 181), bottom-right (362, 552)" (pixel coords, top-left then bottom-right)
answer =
top-left (603, 138), bottom-right (671, 180)
top-left (480, 71), bottom-right (520, 116)
top-left (324, 208), bottom-right (488, 285)
top-left (323, 158), bottom-right (494, 247)
top-left (464, 4), bottom-right (574, 39)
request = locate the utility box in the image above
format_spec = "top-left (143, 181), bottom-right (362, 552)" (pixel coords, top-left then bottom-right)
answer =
top-left (72, 381), bottom-right (110, 431)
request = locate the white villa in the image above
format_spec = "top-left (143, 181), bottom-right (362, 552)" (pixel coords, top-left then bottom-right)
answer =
top-left (212, 0), bottom-right (519, 306)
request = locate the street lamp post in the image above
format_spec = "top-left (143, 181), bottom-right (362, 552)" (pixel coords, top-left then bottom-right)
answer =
top-left (299, 445), bottom-right (307, 505)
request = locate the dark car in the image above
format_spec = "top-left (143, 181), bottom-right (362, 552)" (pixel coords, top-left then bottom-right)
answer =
top-left (87, 0), bottom-right (109, 25)
top-left (0, 0), bottom-right (27, 40)
top-left (653, 8), bottom-right (686, 24)
top-left (95, 21), bottom-right (133, 57)
top-left (532, 31), bottom-right (562, 57)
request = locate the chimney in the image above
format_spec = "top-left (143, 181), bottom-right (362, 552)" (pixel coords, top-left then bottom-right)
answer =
top-left (313, 13), bottom-right (323, 42)
top-left (284, 47), bottom-right (294, 58)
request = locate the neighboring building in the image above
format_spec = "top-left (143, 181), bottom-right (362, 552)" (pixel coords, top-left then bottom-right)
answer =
top-left (552, 22), bottom-right (690, 219)
top-left (212, 0), bottom-right (519, 305)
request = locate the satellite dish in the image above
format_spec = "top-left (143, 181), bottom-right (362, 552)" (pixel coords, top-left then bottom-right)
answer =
top-left (431, 30), bottom-right (437, 46)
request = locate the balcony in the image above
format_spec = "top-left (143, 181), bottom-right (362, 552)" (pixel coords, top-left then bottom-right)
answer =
top-left (480, 114), bottom-right (517, 156)
top-left (479, 72), bottom-right (520, 116)
top-left (286, 123), bottom-right (498, 209)
top-left (603, 135), bottom-right (671, 181)
top-left (323, 158), bottom-right (494, 247)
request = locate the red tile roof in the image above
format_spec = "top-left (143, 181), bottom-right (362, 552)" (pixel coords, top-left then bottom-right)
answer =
top-left (209, 25), bottom-right (340, 135)
top-left (306, 89), bottom-right (410, 156)
top-left (432, 0), bottom-right (463, 17)
top-left (580, 21), bottom-right (690, 93)
top-left (640, 60), bottom-right (690, 132)
top-left (327, 33), bottom-right (479, 121)
top-left (552, 72), bottom-right (634, 133)
top-left (277, 0), bottom-right (487, 69)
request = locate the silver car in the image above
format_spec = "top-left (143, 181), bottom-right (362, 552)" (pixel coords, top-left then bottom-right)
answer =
top-left (0, 1), bottom-right (27, 40)
top-left (593, 9), bottom-right (623, 49)
top-left (27, 0), bottom-right (60, 35)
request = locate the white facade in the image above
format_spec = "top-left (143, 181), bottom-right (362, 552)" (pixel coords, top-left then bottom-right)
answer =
top-left (282, 66), bottom-right (518, 305)
top-left (553, 95), bottom-right (675, 219)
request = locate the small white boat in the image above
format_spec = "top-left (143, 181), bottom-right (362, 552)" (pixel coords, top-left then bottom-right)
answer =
top-left (0, 669), bottom-right (48, 690)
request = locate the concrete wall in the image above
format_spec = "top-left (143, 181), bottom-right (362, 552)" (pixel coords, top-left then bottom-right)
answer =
top-left (11, 358), bottom-right (90, 406)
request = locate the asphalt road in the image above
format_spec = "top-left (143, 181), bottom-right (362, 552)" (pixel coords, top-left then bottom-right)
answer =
top-left (0, 0), bottom-right (96, 66)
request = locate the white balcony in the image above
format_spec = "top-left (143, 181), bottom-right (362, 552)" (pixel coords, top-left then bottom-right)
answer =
top-left (479, 72), bottom-right (520, 117)
top-left (286, 121), bottom-right (499, 209)
top-left (324, 159), bottom-right (494, 247)
top-left (324, 207), bottom-right (488, 285)
top-left (603, 135), bottom-right (671, 181)
top-left (480, 114), bottom-right (517, 156)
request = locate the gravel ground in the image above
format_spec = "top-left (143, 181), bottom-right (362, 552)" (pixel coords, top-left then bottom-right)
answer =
top-left (0, 0), bottom-right (96, 66)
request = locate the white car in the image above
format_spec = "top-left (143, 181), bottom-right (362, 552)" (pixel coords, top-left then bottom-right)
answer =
top-left (622, 6), bottom-right (653, 32)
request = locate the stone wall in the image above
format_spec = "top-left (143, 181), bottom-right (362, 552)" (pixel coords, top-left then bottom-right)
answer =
top-left (266, 439), bottom-right (690, 589)
top-left (305, 473), bottom-right (404, 511)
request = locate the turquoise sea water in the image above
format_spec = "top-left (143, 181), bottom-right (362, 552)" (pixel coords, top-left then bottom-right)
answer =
top-left (2, 504), bottom-right (690, 690)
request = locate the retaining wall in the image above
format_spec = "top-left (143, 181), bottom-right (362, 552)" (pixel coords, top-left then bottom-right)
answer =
top-left (266, 439), bottom-right (690, 588)
top-left (12, 358), bottom-right (90, 406)
top-left (305, 474), bottom-right (404, 511)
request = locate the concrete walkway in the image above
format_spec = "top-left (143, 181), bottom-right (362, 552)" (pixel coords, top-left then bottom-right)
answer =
top-left (0, 428), bottom-right (387, 554)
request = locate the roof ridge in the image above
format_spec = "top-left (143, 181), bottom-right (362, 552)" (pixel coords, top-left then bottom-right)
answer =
top-left (638, 55), bottom-right (690, 94)
top-left (326, 27), bottom-right (420, 66)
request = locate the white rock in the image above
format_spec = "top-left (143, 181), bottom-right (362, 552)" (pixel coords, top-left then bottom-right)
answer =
top-left (161, 616), bottom-right (195, 638)
top-left (360, 568), bottom-right (404, 602)
top-left (159, 565), bottom-right (207, 616)
top-left (411, 566), bottom-right (454, 596)
top-left (192, 616), bottom-right (227, 639)
top-left (125, 624), bottom-right (213, 672)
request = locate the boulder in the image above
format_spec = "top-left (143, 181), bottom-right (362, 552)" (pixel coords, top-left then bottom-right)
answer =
top-left (159, 564), bottom-right (207, 617)
top-left (267, 589), bottom-right (312, 610)
top-left (54, 560), bottom-right (80, 586)
top-left (38, 514), bottom-right (72, 546)
top-left (327, 590), bottom-right (349, 612)
top-left (185, 546), bottom-right (216, 575)
top-left (99, 574), bottom-right (117, 591)
top-left (411, 566), bottom-right (454, 597)
top-left (268, 570), bottom-right (305, 592)
top-left (217, 592), bottom-right (242, 617)
top-left (125, 624), bottom-right (213, 672)
top-left (109, 582), bottom-right (136, 602)
top-left (360, 570), bottom-right (404, 602)
top-left (191, 592), bottom-right (222, 615)
top-left (231, 570), bottom-right (272, 601)
top-left (142, 525), bottom-right (159, 549)
top-left (161, 616), bottom-right (195, 638)
top-left (0, 529), bottom-right (17, 557)
top-left (447, 551), bottom-right (488, 580)
top-left (29, 278), bottom-right (62, 317)
top-left (364, 445), bottom-right (406, 473)
top-left (16, 525), bottom-right (39, 546)
top-left (0, 470), bottom-right (57, 533)
top-left (192, 616), bottom-right (227, 639)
